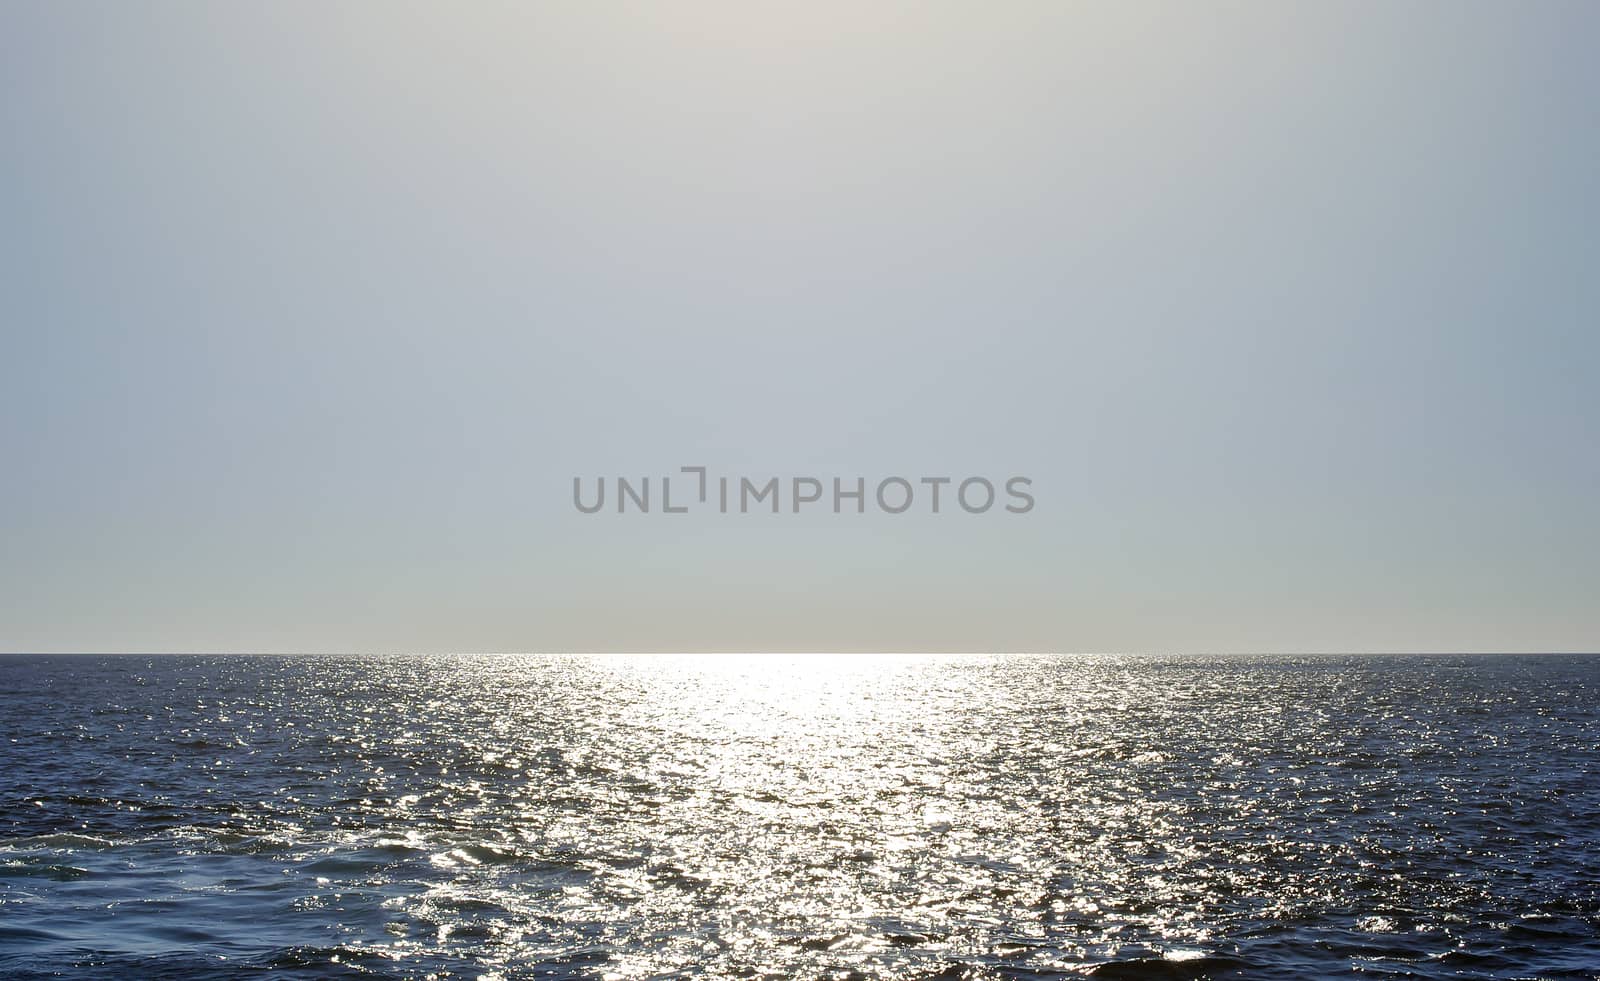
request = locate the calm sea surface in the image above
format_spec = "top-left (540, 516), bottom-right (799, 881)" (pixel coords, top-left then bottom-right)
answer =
top-left (1, 654), bottom-right (1597, 979)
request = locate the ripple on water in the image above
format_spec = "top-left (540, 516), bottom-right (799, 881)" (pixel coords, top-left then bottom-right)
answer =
top-left (1, 654), bottom-right (1599, 978)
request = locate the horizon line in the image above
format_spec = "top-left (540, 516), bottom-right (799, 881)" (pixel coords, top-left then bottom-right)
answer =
top-left (4, 650), bottom-right (1599, 657)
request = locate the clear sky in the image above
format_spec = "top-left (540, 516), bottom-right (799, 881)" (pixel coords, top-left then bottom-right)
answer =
top-left (2, 1), bottom-right (1596, 653)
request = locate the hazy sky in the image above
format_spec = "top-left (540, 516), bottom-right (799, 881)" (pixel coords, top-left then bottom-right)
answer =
top-left (3, 2), bottom-right (1596, 653)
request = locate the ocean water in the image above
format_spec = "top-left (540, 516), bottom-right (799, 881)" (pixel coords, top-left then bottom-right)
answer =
top-left (1, 654), bottom-right (1597, 980)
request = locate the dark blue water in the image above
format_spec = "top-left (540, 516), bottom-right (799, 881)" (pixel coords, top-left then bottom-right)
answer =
top-left (1, 654), bottom-right (1597, 979)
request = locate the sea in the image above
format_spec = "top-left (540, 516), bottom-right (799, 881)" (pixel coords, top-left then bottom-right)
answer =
top-left (1, 654), bottom-right (1597, 979)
